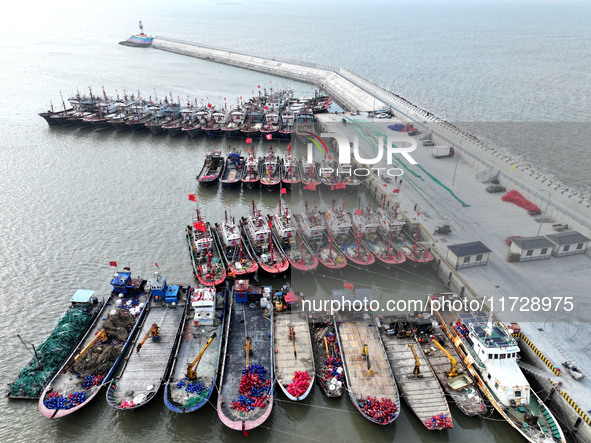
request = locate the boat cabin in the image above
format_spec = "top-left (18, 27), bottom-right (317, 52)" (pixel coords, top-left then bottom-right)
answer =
top-left (545, 231), bottom-right (590, 257)
top-left (300, 211), bottom-right (324, 241)
top-left (326, 209), bottom-right (351, 237)
top-left (222, 220), bottom-right (241, 246)
top-left (446, 241), bottom-right (492, 270)
top-left (248, 214), bottom-right (270, 243)
top-left (148, 270), bottom-right (168, 302)
top-left (273, 211), bottom-right (295, 241)
top-left (191, 287), bottom-right (216, 325)
top-left (352, 209), bottom-right (379, 235)
top-left (70, 289), bottom-right (99, 307)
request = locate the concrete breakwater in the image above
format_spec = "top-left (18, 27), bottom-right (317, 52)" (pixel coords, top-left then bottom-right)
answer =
top-left (151, 36), bottom-right (591, 238)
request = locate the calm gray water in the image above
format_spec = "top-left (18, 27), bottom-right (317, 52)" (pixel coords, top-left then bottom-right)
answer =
top-left (0, 1), bottom-right (587, 441)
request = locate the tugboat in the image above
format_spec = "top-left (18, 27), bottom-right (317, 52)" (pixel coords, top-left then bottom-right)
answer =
top-left (197, 151), bottom-right (225, 186)
top-left (299, 159), bottom-right (321, 192)
top-left (280, 144), bottom-right (301, 190)
top-left (8, 290), bottom-right (103, 399)
top-left (217, 280), bottom-right (274, 433)
top-left (220, 151), bottom-right (245, 189)
top-left (327, 202), bottom-right (374, 267)
top-left (214, 211), bottom-right (259, 279)
top-left (295, 202), bottom-right (347, 271)
top-left (429, 294), bottom-right (565, 442)
top-left (307, 314), bottom-right (345, 397)
top-left (106, 267), bottom-right (189, 410)
top-left (259, 145), bottom-right (281, 192)
top-left (164, 286), bottom-right (227, 413)
top-left (241, 150), bottom-right (261, 190)
top-left (241, 202), bottom-right (289, 277)
top-left (273, 288), bottom-right (315, 401)
top-left (186, 210), bottom-right (227, 287)
top-left (39, 268), bottom-right (148, 418)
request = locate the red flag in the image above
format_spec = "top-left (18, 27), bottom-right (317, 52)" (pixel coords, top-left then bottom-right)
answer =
top-left (240, 96), bottom-right (242, 100)
top-left (268, 220), bottom-right (273, 229)
top-left (188, 194), bottom-right (196, 202)
top-left (355, 209), bottom-right (363, 215)
top-left (257, 85), bottom-right (260, 88)
top-left (109, 261), bottom-right (117, 267)
top-left (193, 222), bottom-right (207, 232)
top-left (265, 134), bottom-right (272, 140)
top-left (327, 155), bottom-right (333, 160)
top-left (417, 212), bottom-right (420, 217)
top-left (344, 282), bottom-right (354, 290)
top-left (392, 189), bottom-right (400, 194)
top-left (155, 262), bottom-right (159, 267)
top-left (224, 97), bottom-right (226, 100)
top-left (280, 188), bottom-right (287, 194)
top-left (303, 182), bottom-right (317, 191)
top-left (335, 182), bottom-right (346, 189)
top-left (264, 106), bottom-right (268, 110)
top-left (246, 138), bottom-right (252, 144)
top-left (330, 185), bottom-right (335, 191)
top-left (207, 103), bottom-right (212, 108)
top-left (383, 184), bottom-right (388, 187)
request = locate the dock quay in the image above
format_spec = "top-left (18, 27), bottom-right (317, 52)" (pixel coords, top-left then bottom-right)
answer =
top-left (122, 36), bottom-right (589, 440)
top-left (336, 315), bottom-right (400, 424)
top-left (378, 318), bottom-right (452, 430)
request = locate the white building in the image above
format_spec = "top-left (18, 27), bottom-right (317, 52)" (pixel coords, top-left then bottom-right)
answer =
top-left (545, 231), bottom-right (590, 257)
top-left (508, 236), bottom-right (553, 262)
top-left (447, 241), bottom-right (491, 270)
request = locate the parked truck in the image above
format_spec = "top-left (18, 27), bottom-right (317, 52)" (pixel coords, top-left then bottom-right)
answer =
top-left (432, 145), bottom-right (455, 158)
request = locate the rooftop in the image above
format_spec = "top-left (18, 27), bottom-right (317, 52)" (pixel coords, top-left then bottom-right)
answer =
top-left (510, 236), bottom-right (554, 250)
top-left (546, 231), bottom-right (590, 246)
top-left (448, 241), bottom-right (492, 257)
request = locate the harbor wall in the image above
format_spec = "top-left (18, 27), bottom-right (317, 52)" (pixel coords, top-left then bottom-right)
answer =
top-left (152, 36), bottom-right (591, 239)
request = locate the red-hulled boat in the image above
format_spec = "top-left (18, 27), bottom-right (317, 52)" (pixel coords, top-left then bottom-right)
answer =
top-left (240, 202), bottom-right (289, 277)
top-left (259, 145), bottom-right (281, 192)
top-left (300, 159), bottom-right (321, 192)
top-left (326, 203), bottom-right (375, 267)
top-left (214, 212), bottom-right (259, 278)
top-left (280, 144), bottom-right (301, 190)
top-left (270, 201), bottom-right (318, 272)
top-left (401, 226), bottom-right (434, 265)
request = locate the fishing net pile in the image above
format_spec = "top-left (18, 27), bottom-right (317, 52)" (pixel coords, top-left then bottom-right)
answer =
top-left (9, 309), bottom-right (93, 398)
top-left (70, 311), bottom-right (135, 378)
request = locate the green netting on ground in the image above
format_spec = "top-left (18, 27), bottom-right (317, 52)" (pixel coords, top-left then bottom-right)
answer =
top-left (9, 308), bottom-right (93, 398)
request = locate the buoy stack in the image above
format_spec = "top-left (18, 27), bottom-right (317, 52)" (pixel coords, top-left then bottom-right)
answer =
top-left (357, 396), bottom-right (398, 424)
top-left (286, 371), bottom-right (311, 399)
top-left (230, 364), bottom-right (271, 412)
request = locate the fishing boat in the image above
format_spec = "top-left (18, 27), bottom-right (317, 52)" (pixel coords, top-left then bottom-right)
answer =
top-left (222, 109), bottom-right (246, 138)
top-left (278, 111), bottom-right (295, 141)
top-left (354, 204), bottom-right (405, 267)
top-left (214, 213), bottom-right (259, 279)
top-left (38, 269), bottom-right (149, 418)
top-left (241, 202), bottom-right (289, 277)
top-left (164, 286), bottom-right (227, 413)
top-left (401, 226), bottom-right (434, 265)
top-left (295, 203), bottom-right (347, 271)
top-left (259, 146), bottom-right (282, 192)
top-left (376, 195), bottom-right (405, 237)
top-left (240, 109), bottom-right (263, 138)
top-left (338, 164), bottom-right (362, 192)
top-left (378, 315), bottom-right (452, 430)
top-left (105, 269), bottom-right (189, 410)
top-left (162, 116), bottom-right (185, 137)
top-left (280, 144), bottom-right (301, 190)
top-left (299, 159), bottom-right (321, 192)
top-left (217, 281), bottom-right (274, 434)
top-left (335, 293), bottom-right (400, 425)
top-left (273, 288), bottom-right (315, 401)
top-left (316, 159), bottom-right (339, 190)
top-left (260, 112), bottom-right (279, 139)
top-left (186, 215), bottom-right (227, 287)
top-left (241, 150), bottom-right (261, 190)
top-left (203, 111), bottom-right (225, 137)
top-left (182, 108), bottom-right (208, 138)
top-left (39, 98), bottom-right (76, 126)
top-left (7, 290), bottom-right (104, 400)
top-left (197, 151), bottom-right (225, 186)
top-left (295, 107), bottom-right (314, 135)
top-left (429, 294), bottom-right (565, 442)
top-left (414, 315), bottom-right (487, 417)
top-left (327, 204), bottom-right (375, 267)
top-left (220, 151), bottom-right (245, 189)
top-left (146, 105), bottom-right (178, 135)
top-left (308, 314), bottom-right (344, 397)
top-left (270, 202), bottom-right (318, 273)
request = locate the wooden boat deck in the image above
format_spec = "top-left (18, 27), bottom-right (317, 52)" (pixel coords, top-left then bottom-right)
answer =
top-left (379, 325), bottom-right (451, 426)
top-left (274, 311), bottom-right (314, 393)
top-left (109, 302), bottom-right (186, 406)
top-left (338, 319), bottom-right (398, 402)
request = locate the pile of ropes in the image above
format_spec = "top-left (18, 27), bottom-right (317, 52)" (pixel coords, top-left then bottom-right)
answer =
top-left (9, 309), bottom-right (93, 398)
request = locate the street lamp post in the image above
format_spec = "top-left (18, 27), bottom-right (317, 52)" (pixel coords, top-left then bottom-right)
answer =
top-left (536, 190), bottom-right (553, 237)
top-left (452, 139), bottom-right (461, 187)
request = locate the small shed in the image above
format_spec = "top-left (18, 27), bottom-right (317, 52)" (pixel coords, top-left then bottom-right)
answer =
top-left (447, 241), bottom-right (492, 270)
top-left (509, 236), bottom-right (553, 262)
top-left (545, 231), bottom-right (590, 257)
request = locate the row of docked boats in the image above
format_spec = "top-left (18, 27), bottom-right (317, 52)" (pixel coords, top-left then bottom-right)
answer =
top-left (20, 274), bottom-right (563, 441)
top-left (39, 87), bottom-right (330, 138)
top-left (185, 198), bottom-right (434, 285)
top-left (196, 146), bottom-right (364, 193)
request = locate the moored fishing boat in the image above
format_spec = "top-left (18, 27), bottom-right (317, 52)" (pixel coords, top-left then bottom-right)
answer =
top-left (308, 314), bottom-right (344, 397)
top-left (240, 109), bottom-right (263, 138)
top-left (220, 151), bottom-right (245, 189)
top-left (278, 111), bottom-right (295, 141)
top-left (354, 204), bottom-right (405, 267)
top-left (222, 108), bottom-right (246, 138)
top-left (38, 269), bottom-right (148, 418)
top-left (376, 195), bottom-right (405, 237)
top-left (162, 116), bottom-right (185, 137)
top-left (316, 158), bottom-right (339, 190)
top-left (429, 294), bottom-right (565, 442)
top-left (273, 288), bottom-right (315, 401)
top-left (299, 159), bottom-right (321, 191)
top-left (241, 150), bottom-right (261, 190)
top-left (214, 212), bottom-right (259, 279)
top-left (260, 112), bottom-right (279, 139)
top-left (7, 290), bottom-right (104, 400)
top-left (241, 202), bottom-right (289, 277)
top-left (335, 296), bottom-right (400, 425)
top-left (327, 204), bottom-right (375, 267)
top-left (378, 315), bottom-right (452, 430)
top-left (164, 286), bottom-right (227, 413)
top-left (401, 226), bottom-right (434, 265)
top-left (259, 146), bottom-right (281, 192)
top-left (105, 268), bottom-right (189, 409)
top-left (414, 315), bottom-right (487, 417)
top-left (186, 215), bottom-right (227, 287)
top-left (217, 281), bottom-right (274, 434)
top-left (280, 144), bottom-right (301, 190)
top-left (203, 111), bottom-right (225, 137)
top-left (197, 150), bottom-right (225, 186)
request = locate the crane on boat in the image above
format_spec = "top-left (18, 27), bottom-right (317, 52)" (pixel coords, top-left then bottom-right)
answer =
top-left (63, 329), bottom-right (107, 373)
top-left (408, 343), bottom-right (422, 378)
top-left (136, 323), bottom-right (160, 353)
top-left (431, 338), bottom-right (459, 378)
top-left (187, 332), bottom-right (217, 380)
